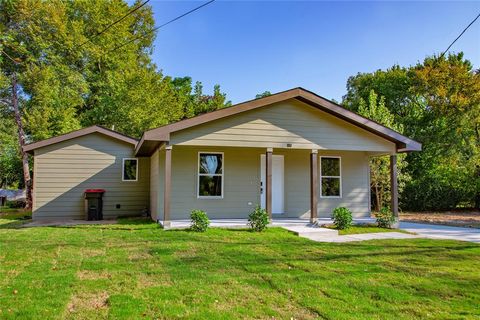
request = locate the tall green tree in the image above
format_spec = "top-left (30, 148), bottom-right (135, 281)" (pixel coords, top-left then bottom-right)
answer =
top-left (255, 91), bottom-right (272, 99)
top-left (344, 52), bottom-right (480, 210)
top-left (0, 111), bottom-right (22, 189)
top-left (343, 65), bottom-right (413, 119)
top-left (404, 53), bottom-right (480, 210)
top-left (357, 90), bottom-right (408, 211)
top-left (0, 0), bottom-right (230, 194)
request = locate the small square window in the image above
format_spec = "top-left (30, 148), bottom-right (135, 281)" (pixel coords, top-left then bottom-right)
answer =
top-left (122, 158), bottom-right (138, 181)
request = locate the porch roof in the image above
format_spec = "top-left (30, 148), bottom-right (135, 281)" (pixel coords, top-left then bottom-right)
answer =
top-left (135, 87), bottom-right (421, 156)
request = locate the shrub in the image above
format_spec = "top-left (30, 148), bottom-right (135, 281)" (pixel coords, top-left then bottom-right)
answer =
top-left (190, 209), bottom-right (210, 232)
top-left (248, 205), bottom-right (269, 232)
top-left (375, 207), bottom-right (395, 228)
top-left (6, 200), bottom-right (25, 209)
top-left (332, 207), bottom-right (353, 230)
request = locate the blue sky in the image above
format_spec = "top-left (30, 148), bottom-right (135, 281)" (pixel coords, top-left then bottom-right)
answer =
top-left (143, 1), bottom-right (480, 103)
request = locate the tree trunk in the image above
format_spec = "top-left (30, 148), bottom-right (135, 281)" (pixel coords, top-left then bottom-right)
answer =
top-left (475, 165), bottom-right (480, 209)
top-left (374, 184), bottom-right (381, 212)
top-left (11, 72), bottom-right (32, 210)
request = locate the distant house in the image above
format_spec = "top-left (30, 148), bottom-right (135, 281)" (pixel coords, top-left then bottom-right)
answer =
top-left (0, 189), bottom-right (26, 206)
top-left (23, 88), bottom-right (421, 225)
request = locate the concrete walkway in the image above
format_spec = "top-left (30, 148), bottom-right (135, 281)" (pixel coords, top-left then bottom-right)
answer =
top-left (285, 221), bottom-right (480, 243)
top-left (399, 222), bottom-right (480, 243)
top-left (281, 224), bottom-right (420, 242)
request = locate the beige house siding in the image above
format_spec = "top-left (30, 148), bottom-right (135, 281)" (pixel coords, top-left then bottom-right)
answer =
top-left (33, 133), bottom-right (149, 219)
top-left (149, 148), bottom-right (165, 221)
top-left (317, 151), bottom-right (370, 217)
top-left (149, 148), bottom-right (160, 220)
top-left (170, 99), bottom-right (396, 153)
top-left (162, 146), bottom-right (370, 220)
top-left (169, 146), bottom-right (260, 219)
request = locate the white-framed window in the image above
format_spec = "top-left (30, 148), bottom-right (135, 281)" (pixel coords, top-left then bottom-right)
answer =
top-left (197, 152), bottom-right (223, 198)
top-left (122, 158), bottom-right (138, 181)
top-left (320, 156), bottom-right (342, 198)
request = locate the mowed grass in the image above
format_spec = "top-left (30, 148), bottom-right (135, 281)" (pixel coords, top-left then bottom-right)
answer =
top-left (326, 225), bottom-right (412, 235)
top-left (0, 218), bottom-right (479, 319)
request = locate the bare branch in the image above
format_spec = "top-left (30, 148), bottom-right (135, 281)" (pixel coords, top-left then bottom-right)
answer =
top-left (0, 98), bottom-right (12, 106)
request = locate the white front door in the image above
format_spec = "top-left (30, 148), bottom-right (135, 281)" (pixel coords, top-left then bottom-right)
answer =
top-left (260, 154), bottom-right (285, 214)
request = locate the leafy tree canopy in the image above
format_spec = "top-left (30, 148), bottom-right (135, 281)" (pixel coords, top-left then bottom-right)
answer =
top-left (0, 0), bottom-right (229, 188)
top-left (255, 91), bottom-right (272, 99)
top-left (344, 52), bottom-right (480, 210)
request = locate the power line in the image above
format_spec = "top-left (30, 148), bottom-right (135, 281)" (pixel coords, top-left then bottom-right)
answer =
top-left (78, 0), bottom-right (151, 48)
top-left (108, 0), bottom-right (215, 53)
top-left (440, 12), bottom-right (480, 58)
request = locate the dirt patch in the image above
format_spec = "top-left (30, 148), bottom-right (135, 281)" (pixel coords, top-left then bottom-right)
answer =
top-left (400, 211), bottom-right (480, 228)
top-left (6, 270), bottom-right (20, 277)
top-left (137, 273), bottom-right (172, 288)
top-left (128, 251), bottom-right (152, 261)
top-left (67, 291), bottom-right (109, 313)
top-left (76, 270), bottom-right (111, 280)
top-left (82, 248), bottom-right (106, 258)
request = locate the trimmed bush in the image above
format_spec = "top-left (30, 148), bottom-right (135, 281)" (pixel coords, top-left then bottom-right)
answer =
top-left (190, 209), bottom-right (210, 232)
top-left (6, 200), bottom-right (25, 209)
top-left (332, 207), bottom-right (353, 230)
top-left (248, 205), bottom-right (269, 232)
top-left (375, 207), bottom-right (395, 228)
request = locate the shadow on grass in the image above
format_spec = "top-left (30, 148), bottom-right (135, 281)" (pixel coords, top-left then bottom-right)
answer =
top-left (166, 227), bottom-right (254, 233)
top-left (0, 210), bottom-right (32, 220)
top-left (0, 210), bottom-right (32, 229)
top-left (116, 216), bottom-right (155, 225)
top-left (0, 219), bottom-right (32, 229)
top-left (47, 217), bottom-right (159, 231)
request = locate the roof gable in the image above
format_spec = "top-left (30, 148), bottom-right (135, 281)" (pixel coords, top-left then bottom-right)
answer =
top-left (169, 99), bottom-right (397, 152)
top-left (23, 125), bottom-right (138, 154)
top-left (135, 88), bottom-right (421, 155)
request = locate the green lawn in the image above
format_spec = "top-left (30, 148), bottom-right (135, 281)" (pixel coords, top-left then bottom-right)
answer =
top-left (0, 209), bottom-right (31, 227)
top-left (326, 225), bottom-right (411, 235)
top-left (0, 217), bottom-right (479, 319)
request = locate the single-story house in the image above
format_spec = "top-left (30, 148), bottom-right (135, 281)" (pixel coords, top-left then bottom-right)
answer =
top-left (24, 88), bottom-right (421, 226)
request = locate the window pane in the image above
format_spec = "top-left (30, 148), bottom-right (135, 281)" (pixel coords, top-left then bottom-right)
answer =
top-left (322, 177), bottom-right (340, 197)
top-left (199, 154), bottom-right (222, 174)
top-left (123, 159), bottom-right (137, 180)
top-left (199, 175), bottom-right (222, 197)
top-left (321, 158), bottom-right (340, 176)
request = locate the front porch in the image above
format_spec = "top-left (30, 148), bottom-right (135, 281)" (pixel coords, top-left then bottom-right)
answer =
top-left (164, 217), bottom-right (377, 229)
top-left (157, 145), bottom-right (400, 227)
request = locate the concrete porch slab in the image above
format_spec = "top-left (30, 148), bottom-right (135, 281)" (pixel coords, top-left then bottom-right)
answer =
top-left (300, 231), bottom-right (420, 243)
top-left (165, 217), bottom-right (377, 230)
